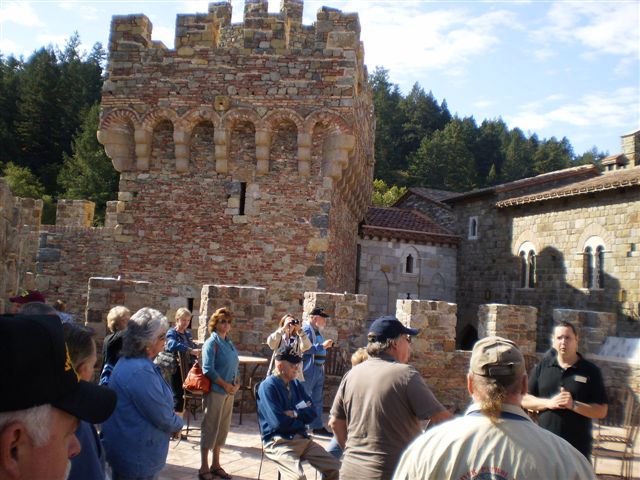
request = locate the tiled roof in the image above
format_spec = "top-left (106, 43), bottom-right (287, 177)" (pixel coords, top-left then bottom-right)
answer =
top-left (444, 164), bottom-right (600, 203)
top-left (361, 207), bottom-right (458, 245)
top-left (496, 167), bottom-right (640, 208)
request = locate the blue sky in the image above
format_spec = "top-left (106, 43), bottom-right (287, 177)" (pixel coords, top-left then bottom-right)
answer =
top-left (1, 0), bottom-right (638, 156)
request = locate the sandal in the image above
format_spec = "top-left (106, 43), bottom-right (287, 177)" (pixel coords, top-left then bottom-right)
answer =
top-left (211, 467), bottom-right (232, 479)
top-left (197, 472), bottom-right (213, 480)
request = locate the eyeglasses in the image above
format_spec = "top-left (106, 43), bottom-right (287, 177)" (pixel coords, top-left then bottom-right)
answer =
top-left (158, 333), bottom-right (166, 341)
top-left (219, 319), bottom-right (232, 325)
top-left (406, 335), bottom-right (412, 344)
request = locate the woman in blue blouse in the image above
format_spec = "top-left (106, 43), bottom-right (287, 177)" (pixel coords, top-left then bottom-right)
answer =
top-left (166, 307), bottom-right (201, 411)
top-left (102, 308), bottom-right (184, 480)
top-left (198, 307), bottom-right (239, 480)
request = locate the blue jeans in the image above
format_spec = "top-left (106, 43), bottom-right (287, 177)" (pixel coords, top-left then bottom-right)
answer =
top-left (326, 437), bottom-right (343, 459)
top-left (302, 363), bottom-right (324, 429)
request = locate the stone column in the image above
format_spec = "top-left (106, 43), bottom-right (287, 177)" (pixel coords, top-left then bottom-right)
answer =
top-left (478, 303), bottom-right (537, 357)
top-left (199, 284), bottom-right (268, 355)
top-left (303, 291), bottom-right (368, 353)
top-left (55, 200), bottom-right (95, 227)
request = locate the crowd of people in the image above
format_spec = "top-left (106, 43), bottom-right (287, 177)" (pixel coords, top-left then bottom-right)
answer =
top-left (0, 290), bottom-right (610, 480)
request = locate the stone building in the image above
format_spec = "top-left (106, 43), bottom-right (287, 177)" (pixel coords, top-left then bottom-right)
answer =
top-left (440, 129), bottom-right (640, 349)
top-left (21, 0), bottom-right (375, 333)
top-left (356, 206), bottom-right (457, 319)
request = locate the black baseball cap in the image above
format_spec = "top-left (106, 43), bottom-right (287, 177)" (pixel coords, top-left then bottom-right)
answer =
top-left (0, 315), bottom-right (117, 423)
top-left (368, 315), bottom-right (419, 342)
top-left (310, 307), bottom-right (329, 318)
top-left (275, 344), bottom-right (303, 364)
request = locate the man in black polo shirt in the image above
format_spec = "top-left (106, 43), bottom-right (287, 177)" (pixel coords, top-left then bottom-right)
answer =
top-left (522, 320), bottom-right (608, 459)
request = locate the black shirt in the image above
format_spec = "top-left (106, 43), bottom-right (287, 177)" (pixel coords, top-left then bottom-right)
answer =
top-left (528, 349), bottom-right (608, 458)
top-left (102, 330), bottom-right (124, 366)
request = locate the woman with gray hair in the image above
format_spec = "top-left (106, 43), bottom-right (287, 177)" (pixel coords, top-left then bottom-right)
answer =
top-left (102, 307), bottom-right (184, 480)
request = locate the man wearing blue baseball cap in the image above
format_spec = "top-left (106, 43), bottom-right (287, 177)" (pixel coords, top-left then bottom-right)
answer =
top-left (329, 315), bottom-right (452, 480)
top-left (0, 315), bottom-right (117, 480)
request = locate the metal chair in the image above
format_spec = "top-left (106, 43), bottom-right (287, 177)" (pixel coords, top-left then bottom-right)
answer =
top-left (592, 386), bottom-right (640, 479)
top-left (177, 351), bottom-right (205, 436)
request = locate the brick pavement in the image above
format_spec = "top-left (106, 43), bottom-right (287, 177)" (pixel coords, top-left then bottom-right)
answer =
top-left (159, 413), bottom-right (639, 480)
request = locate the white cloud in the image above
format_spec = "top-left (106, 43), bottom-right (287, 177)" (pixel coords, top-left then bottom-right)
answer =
top-left (36, 33), bottom-right (68, 49)
top-left (354, 5), bottom-right (519, 78)
top-left (532, 2), bottom-right (639, 58)
top-left (0, 0), bottom-right (44, 26)
top-left (507, 87), bottom-right (639, 132)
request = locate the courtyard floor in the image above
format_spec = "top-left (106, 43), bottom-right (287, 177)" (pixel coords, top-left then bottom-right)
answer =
top-left (158, 412), bottom-right (639, 480)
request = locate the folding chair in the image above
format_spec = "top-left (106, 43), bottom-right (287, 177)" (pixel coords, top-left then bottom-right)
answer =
top-left (592, 386), bottom-right (640, 479)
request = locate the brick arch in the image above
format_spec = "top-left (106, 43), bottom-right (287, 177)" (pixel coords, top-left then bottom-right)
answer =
top-left (178, 107), bottom-right (221, 132)
top-left (221, 108), bottom-right (264, 131)
top-left (512, 229), bottom-right (538, 256)
top-left (302, 109), bottom-right (351, 136)
top-left (263, 109), bottom-right (304, 132)
top-left (141, 108), bottom-right (180, 131)
top-left (577, 223), bottom-right (613, 251)
top-left (99, 108), bottom-right (140, 130)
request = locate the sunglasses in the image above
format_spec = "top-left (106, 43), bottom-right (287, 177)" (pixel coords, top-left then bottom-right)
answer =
top-left (219, 319), bottom-right (232, 325)
top-left (289, 319), bottom-right (300, 325)
top-left (406, 335), bottom-right (412, 344)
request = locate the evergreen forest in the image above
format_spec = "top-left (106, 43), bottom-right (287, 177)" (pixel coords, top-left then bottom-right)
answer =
top-left (0, 36), bottom-right (608, 222)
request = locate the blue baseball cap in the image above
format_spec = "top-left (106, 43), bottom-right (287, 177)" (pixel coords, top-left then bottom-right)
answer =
top-left (368, 315), bottom-right (419, 342)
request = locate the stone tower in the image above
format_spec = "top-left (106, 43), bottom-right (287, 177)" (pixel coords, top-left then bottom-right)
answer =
top-left (97, 0), bottom-right (374, 313)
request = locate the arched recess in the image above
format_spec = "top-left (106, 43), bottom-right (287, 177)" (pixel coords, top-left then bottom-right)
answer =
top-left (577, 224), bottom-right (611, 290)
top-left (189, 120), bottom-right (215, 171)
top-left (270, 119), bottom-right (298, 174)
top-left (517, 240), bottom-right (537, 289)
top-left (142, 108), bottom-right (180, 172)
top-left (97, 109), bottom-right (139, 172)
top-left (149, 120), bottom-right (175, 172)
top-left (369, 270), bottom-right (391, 316)
top-left (222, 109), bottom-right (262, 175)
top-left (400, 245), bottom-right (419, 275)
top-left (303, 110), bottom-right (352, 178)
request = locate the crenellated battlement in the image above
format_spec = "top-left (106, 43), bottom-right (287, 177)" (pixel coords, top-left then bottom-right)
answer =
top-left (108, 0), bottom-right (360, 55)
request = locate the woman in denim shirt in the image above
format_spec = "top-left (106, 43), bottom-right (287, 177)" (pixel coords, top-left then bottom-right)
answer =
top-left (102, 308), bottom-right (184, 480)
top-left (166, 307), bottom-right (201, 411)
top-left (198, 307), bottom-right (239, 480)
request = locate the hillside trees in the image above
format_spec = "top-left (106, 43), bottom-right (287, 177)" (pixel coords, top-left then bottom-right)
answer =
top-left (0, 34), bottom-right (116, 223)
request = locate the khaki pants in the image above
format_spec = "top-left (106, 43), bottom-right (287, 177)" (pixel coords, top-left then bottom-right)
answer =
top-left (264, 434), bottom-right (340, 480)
top-left (201, 391), bottom-right (234, 450)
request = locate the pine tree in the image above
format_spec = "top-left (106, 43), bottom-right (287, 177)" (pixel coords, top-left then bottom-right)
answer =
top-left (58, 104), bottom-right (119, 224)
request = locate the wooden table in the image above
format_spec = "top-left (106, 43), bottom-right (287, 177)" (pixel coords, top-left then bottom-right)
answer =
top-left (237, 355), bottom-right (268, 425)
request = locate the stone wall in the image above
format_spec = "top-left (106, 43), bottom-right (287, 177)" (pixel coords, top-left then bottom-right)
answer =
top-left (478, 304), bottom-right (537, 357)
top-left (198, 284), bottom-right (270, 357)
top-left (358, 238), bottom-right (457, 319)
top-left (55, 200), bottom-right (95, 227)
top-left (0, 179), bottom-right (42, 313)
top-left (509, 188), bottom-right (640, 346)
top-left (451, 181), bottom-right (640, 350)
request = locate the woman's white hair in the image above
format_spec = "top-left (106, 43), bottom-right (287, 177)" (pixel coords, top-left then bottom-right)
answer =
top-left (0, 404), bottom-right (53, 447)
top-left (122, 307), bottom-right (168, 358)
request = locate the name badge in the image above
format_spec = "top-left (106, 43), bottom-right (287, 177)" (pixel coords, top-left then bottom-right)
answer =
top-left (574, 375), bottom-right (587, 383)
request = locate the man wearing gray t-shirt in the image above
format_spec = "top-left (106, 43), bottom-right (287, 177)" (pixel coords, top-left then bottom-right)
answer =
top-left (329, 316), bottom-right (452, 480)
